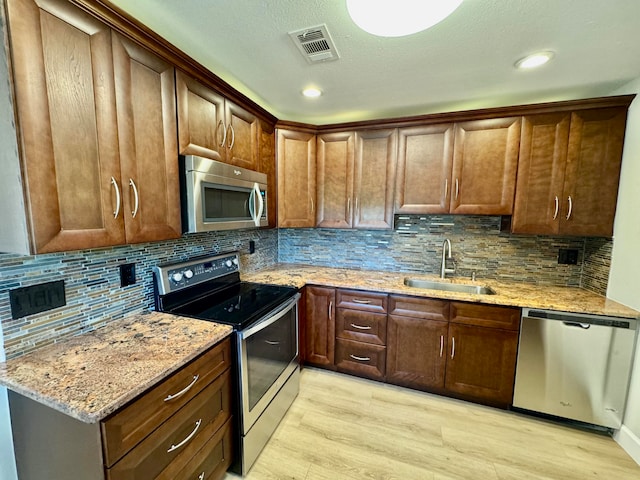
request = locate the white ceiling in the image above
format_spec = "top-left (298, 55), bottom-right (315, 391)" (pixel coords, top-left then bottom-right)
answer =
top-left (108, 0), bottom-right (640, 125)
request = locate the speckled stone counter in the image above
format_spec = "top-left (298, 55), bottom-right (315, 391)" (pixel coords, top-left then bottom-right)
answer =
top-left (0, 311), bottom-right (232, 423)
top-left (242, 264), bottom-right (639, 319)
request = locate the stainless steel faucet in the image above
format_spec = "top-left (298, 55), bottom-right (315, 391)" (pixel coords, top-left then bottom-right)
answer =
top-left (441, 238), bottom-right (455, 279)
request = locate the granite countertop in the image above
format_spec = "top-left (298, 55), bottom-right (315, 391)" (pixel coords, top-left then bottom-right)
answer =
top-left (241, 264), bottom-right (639, 319)
top-left (0, 311), bottom-right (233, 423)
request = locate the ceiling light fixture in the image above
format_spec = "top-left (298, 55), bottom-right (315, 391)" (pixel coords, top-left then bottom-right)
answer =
top-left (302, 87), bottom-right (322, 98)
top-left (346, 0), bottom-right (463, 37)
top-left (515, 51), bottom-right (555, 69)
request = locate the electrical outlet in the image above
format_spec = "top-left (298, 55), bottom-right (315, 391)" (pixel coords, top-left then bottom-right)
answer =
top-left (249, 240), bottom-right (255, 254)
top-left (9, 280), bottom-right (66, 319)
top-left (558, 249), bottom-right (579, 265)
top-left (120, 263), bottom-right (136, 287)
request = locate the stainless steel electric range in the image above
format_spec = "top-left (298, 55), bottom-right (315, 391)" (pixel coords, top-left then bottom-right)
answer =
top-left (153, 251), bottom-right (300, 476)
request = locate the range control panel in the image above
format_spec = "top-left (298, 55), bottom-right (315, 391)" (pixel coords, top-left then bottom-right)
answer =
top-left (153, 251), bottom-right (239, 295)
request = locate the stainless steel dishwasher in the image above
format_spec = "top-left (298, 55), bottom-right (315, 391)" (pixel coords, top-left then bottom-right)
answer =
top-left (513, 308), bottom-right (638, 429)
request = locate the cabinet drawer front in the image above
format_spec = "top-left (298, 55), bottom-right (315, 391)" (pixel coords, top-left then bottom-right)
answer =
top-left (336, 309), bottom-right (387, 345)
top-left (450, 302), bottom-right (520, 330)
top-left (157, 417), bottom-right (233, 480)
top-left (337, 289), bottom-right (388, 312)
top-left (335, 338), bottom-right (386, 381)
top-left (106, 369), bottom-right (231, 480)
top-left (102, 339), bottom-right (231, 466)
top-left (389, 295), bottom-right (449, 321)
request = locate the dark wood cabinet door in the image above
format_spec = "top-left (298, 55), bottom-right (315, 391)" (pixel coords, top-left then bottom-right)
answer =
top-left (277, 129), bottom-right (317, 227)
top-left (175, 70), bottom-right (225, 161)
top-left (387, 315), bottom-right (448, 390)
top-left (112, 33), bottom-right (181, 244)
top-left (395, 124), bottom-right (454, 214)
top-left (444, 323), bottom-right (518, 406)
top-left (225, 100), bottom-right (259, 171)
top-left (561, 108), bottom-right (628, 236)
top-left (259, 120), bottom-right (277, 228)
top-left (304, 286), bottom-right (336, 367)
top-left (512, 113), bottom-right (571, 235)
top-left (353, 129), bottom-right (397, 229)
top-left (450, 302), bottom-right (520, 331)
top-left (450, 117), bottom-right (521, 215)
top-left (316, 132), bottom-right (355, 228)
top-left (6, 0), bottom-right (124, 252)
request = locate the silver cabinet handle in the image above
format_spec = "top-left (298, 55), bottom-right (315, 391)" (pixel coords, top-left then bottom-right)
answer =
top-left (350, 323), bottom-right (372, 330)
top-left (198, 473), bottom-right (205, 480)
top-left (451, 337), bottom-right (455, 359)
top-left (111, 177), bottom-right (121, 219)
top-left (355, 197), bottom-right (359, 218)
top-left (347, 197), bottom-right (351, 217)
top-left (444, 178), bottom-right (448, 201)
top-left (164, 374), bottom-right (199, 402)
top-left (352, 299), bottom-right (372, 304)
top-left (167, 419), bottom-right (201, 453)
top-left (553, 195), bottom-right (559, 220)
top-left (217, 120), bottom-right (227, 147)
top-left (265, 340), bottom-right (280, 345)
top-left (440, 335), bottom-right (444, 358)
top-left (350, 354), bottom-right (370, 362)
top-left (310, 196), bottom-right (314, 214)
top-left (455, 178), bottom-right (459, 200)
top-left (227, 124), bottom-right (235, 149)
top-left (129, 178), bottom-right (139, 218)
top-left (566, 195), bottom-right (573, 220)
top-left (328, 300), bottom-right (333, 321)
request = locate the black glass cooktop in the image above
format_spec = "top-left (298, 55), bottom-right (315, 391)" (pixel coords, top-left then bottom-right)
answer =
top-left (168, 281), bottom-right (297, 328)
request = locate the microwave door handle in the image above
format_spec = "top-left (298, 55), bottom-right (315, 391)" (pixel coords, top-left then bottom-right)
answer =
top-left (254, 183), bottom-right (264, 226)
top-left (248, 186), bottom-right (256, 222)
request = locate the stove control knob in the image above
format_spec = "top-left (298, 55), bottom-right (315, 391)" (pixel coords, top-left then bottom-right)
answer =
top-left (225, 260), bottom-right (233, 268)
top-left (183, 269), bottom-right (194, 279)
top-left (232, 258), bottom-right (239, 266)
top-left (171, 272), bottom-right (183, 283)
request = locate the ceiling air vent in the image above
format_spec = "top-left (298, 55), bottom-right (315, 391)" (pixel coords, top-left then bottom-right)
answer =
top-left (289, 24), bottom-right (340, 64)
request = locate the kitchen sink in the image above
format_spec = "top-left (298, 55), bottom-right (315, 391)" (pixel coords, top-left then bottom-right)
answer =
top-left (403, 278), bottom-right (496, 295)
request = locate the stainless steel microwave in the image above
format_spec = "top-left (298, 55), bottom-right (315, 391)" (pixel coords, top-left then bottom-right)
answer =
top-left (181, 155), bottom-right (267, 233)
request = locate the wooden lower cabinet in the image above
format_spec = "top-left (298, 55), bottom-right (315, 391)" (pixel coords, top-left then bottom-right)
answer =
top-left (387, 315), bottom-right (448, 390)
top-left (305, 286), bottom-right (336, 367)
top-left (305, 290), bottom-right (521, 409)
top-left (444, 323), bottom-right (519, 407)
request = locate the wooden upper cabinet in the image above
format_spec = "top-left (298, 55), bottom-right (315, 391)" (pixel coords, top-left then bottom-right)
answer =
top-left (450, 117), bottom-right (521, 214)
top-left (354, 129), bottom-right (397, 229)
top-left (511, 113), bottom-right (571, 235)
top-left (512, 108), bottom-right (627, 237)
top-left (112, 33), bottom-right (181, 244)
top-left (395, 124), bottom-right (454, 214)
top-left (175, 70), bottom-right (225, 161)
top-left (316, 132), bottom-right (355, 228)
top-left (258, 120), bottom-right (277, 227)
top-left (561, 108), bottom-right (627, 236)
top-left (6, 0), bottom-right (125, 253)
top-left (277, 129), bottom-right (317, 227)
top-left (176, 70), bottom-right (259, 170)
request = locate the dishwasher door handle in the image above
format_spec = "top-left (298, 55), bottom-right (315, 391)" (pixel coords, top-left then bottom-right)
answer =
top-left (563, 321), bottom-right (591, 329)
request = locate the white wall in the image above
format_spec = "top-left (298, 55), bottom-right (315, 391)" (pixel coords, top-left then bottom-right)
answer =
top-left (609, 77), bottom-right (640, 463)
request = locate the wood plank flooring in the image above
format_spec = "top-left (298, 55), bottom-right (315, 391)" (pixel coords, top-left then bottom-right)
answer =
top-left (225, 368), bottom-right (640, 480)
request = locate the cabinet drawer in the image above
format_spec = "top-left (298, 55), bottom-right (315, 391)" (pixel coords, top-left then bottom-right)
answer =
top-left (450, 302), bottom-right (520, 330)
top-left (102, 338), bottom-right (231, 467)
top-left (335, 338), bottom-right (386, 381)
top-left (157, 416), bottom-right (233, 480)
top-left (389, 295), bottom-right (449, 321)
top-left (336, 309), bottom-right (387, 345)
top-left (336, 289), bottom-right (388, 313)
top-left (106, 369), bottom-right (232, 480)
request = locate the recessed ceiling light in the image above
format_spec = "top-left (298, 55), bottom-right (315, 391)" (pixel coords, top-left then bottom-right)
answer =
top-left (515, 51), bottom-right (555, 69)
top-left (302, 87), bottom-right (322, 98)
top-left (346, 0), bottom-right (463, 38)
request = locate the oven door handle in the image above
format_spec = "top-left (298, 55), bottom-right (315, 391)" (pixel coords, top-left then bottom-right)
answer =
top-left (239, 293), bottom-right (301, 340)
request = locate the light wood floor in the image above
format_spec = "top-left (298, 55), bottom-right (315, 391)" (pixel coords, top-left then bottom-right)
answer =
top-left (225, 368), bottom-right (640, 480)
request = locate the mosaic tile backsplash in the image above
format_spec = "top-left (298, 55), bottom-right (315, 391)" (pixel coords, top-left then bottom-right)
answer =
top-left (0, 229), bottom-right (277, 359)
top-left (279, 215), bottom-right (603, 290)
top-left (1, 215), bottom-right (614, 360)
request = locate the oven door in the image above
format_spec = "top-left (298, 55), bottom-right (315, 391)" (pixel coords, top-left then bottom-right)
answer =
top-left (237, 294), bottom-right (300, 434)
